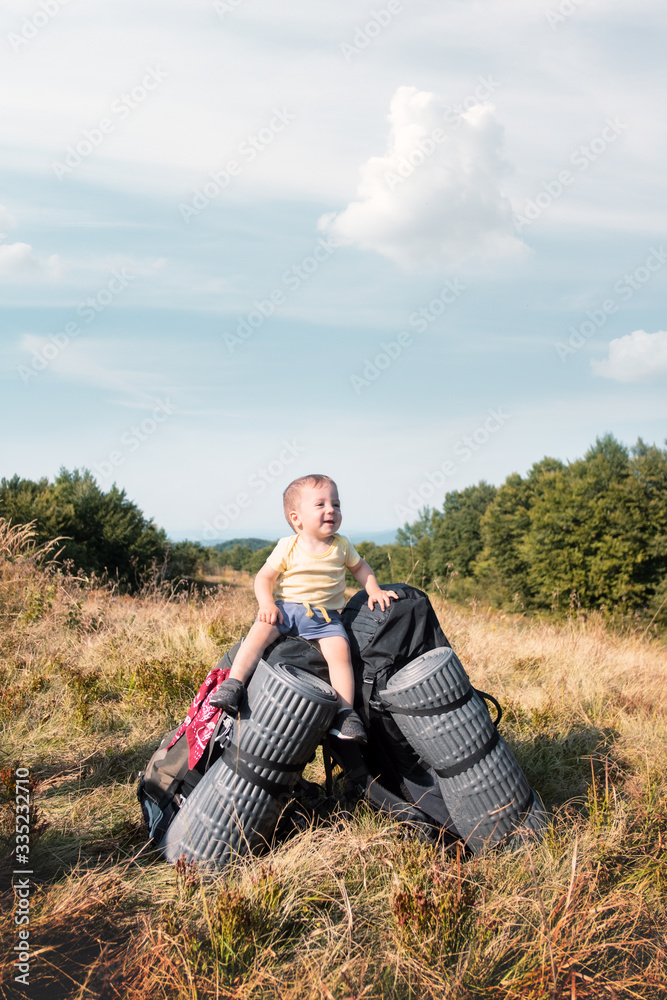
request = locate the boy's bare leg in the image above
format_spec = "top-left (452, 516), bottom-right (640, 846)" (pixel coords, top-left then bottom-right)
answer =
top-left (210, 619), bottom-right (280, 713)
top-left (317, 636), bottom-right (355, 709)
top-left (318, 635), bottom-right (367, 743)
top-left (228, 620), bottom-right (281, 683)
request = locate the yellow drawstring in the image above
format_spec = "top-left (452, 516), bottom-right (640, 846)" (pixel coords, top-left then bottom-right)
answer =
top-left (302, 602), bottom-right (331, 623)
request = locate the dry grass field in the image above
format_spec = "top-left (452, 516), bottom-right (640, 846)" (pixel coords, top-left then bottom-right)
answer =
top-left (1, 518), bottom-right (666, 1000)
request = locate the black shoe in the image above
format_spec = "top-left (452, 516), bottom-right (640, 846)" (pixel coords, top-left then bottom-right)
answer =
top-left (329, 709), bottom-right (367, 744)
top-left (209, 678), bottom-right (245, 715)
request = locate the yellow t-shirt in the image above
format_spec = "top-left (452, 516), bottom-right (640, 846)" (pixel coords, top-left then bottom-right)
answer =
top-left (266, 533), bottom-right (362, 610)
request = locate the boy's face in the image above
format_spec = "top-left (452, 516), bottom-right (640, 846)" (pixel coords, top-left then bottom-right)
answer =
top-left (289, 482), bottom-right (342, 538)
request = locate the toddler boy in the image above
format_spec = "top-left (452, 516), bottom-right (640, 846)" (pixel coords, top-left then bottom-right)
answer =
top-left (210, 474), bottom-right (398, 742)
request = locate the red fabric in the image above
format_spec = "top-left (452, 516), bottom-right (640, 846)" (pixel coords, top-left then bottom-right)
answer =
top-left (166, 664), bottom-right (231, 769)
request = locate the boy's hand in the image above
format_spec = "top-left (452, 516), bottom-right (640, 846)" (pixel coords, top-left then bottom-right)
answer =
top-left (351, 559), bottom-right (399, 612)
top-left (367, 589), bottom-right (399, 611)
top-left (258, 603), bottom-right (283, 625)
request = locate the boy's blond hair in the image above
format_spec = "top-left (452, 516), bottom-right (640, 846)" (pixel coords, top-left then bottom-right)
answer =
top-left (283, 474), bottom-right (338, 531)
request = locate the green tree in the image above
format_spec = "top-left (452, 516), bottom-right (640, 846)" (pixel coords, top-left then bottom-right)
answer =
top-left (165, 540), bottom-right (217, 579)
top-left (215, 543), bottom-right (277, 573)
top-left (523, 436), bottom-right (667, 610)
top-left (352, 540), bottom-right (432, 589)
top-left (396, 507), bottom-right (435, 546)
top-left (391, 436), bottom-right (667, 615)
top-left (476, 457), bottom-right (564, 604)
top-left (0, 468), bottom-right (166, 585)
top-left (355, 541), bottom-right (391, 582)
top-left (629, 439), bottom-right (667, 604)
top-left (248, 544), bottom-right (276, 574)
top-left (429, 482), bottom-right (497, 579)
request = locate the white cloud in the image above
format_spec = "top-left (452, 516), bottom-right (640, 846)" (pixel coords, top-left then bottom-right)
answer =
top-left (591, 329), bottom-right (667, 382)
top-left (96, 254), bottom-right (167, 278)
top-left (318, 86), bottom-right (526, 270)
top-left (0, 241), bottom-right (34, 270)
top-left (0, 205), bottom-right (63, 280)
top-left (0, 203), bottom-right (16, 240)
top-left (18, 334), bottom-right (164, 397)
top-left (0, 241), bottom-right (63, 280)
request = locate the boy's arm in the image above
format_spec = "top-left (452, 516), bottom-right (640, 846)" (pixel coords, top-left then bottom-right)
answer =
top-left (254, 562), bottom-right (283, 624)
top-left (349, 558), bottom-right (399, 611)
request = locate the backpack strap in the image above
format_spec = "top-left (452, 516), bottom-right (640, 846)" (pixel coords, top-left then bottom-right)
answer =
top-left (321, 735), bottom-right (334, 799)
top-left (219, 742), bottom-right (302, 799)
top-left (377, 687), bottom-right (503, 726)
top-left (206, 710), bottom-right (229, 767)
top-left (379, 687), bottom-right (475, 716)
top-left (377, 685), bottom-right (505, 781)
top-left (361, 677), bottom-right (374, 722)
top-left (433, 729), bottom-right (500, 779)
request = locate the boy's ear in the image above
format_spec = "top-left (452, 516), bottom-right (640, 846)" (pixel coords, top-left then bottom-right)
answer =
top-left (288, 509), bottom-right (301, 531)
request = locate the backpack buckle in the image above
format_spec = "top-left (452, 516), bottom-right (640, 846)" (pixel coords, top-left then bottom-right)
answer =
top-left (215, 715), bottom-right (234, 748)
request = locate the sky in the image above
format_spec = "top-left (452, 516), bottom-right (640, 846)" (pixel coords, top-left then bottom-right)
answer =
top-left (1, 0), bottom-right (666, 543)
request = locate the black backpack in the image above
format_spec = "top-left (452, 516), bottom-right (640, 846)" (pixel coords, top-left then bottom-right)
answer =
top-left (341, 583), bottom-right (451, 719)
top-left (137, 713), bottom-right (232, 842)
top-left (338, 584), bottom-right (460, 834)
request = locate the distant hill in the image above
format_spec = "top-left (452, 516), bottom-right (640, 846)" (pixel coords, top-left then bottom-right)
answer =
top-left (213, 533), bottom-right (396, 551)
top-left (212, 538), bottom-right (273, 553)
top-left (350, 529), bottom-right (397, 546)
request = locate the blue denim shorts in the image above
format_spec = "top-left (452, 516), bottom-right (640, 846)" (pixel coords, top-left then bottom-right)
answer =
top-left (267, 601), bottom-right (348, 641)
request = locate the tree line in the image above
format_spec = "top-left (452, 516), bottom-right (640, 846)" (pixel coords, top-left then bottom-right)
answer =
top-left (367, 435), bottom-right (666, 622)
top-left (2, 435), bottom-right (665, 622)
